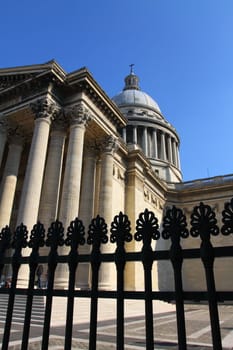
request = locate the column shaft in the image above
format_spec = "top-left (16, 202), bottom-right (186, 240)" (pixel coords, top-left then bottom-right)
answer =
top-left (142, 127), bottom-right (148, 157)
top-left (161, 131), bottom-right (167, 161)
top-left (38, 128), bottom-right (66, 229)
top-left (133, 126), bottom-right (137, 144)
top-left (77, 146), bottom-right (97, 288)
top-left (0, 130), bottom-right (7, 168)
top-left (0, 141), bottom-right (23, 229)
top-left (167, 135), bottom-right (173, 163)
top-left (17, 117), bottom-right (51, 229)
top-left (152, 129), bottom-right (158, 158)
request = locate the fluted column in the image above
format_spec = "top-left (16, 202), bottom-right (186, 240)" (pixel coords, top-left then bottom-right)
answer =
top-left (167, 135), bottom-right (173, 163)
top-left (172, 139), bottom-right (178, 167)
top-left (152, 129), bottom-right (158, 158)
top-left (59, 103), bottom-right (91, 229)
top-left (17, 99), bottom-right (57, 230)
top-left (142, 127), bottom-right (148, 157)
top-left (133, 126), bottom-right (137, 144)
top-left (77, 143), bottom-right (98, 289)
top-left (57, 103), bottom-right (91, 288)
top-left (0, 131), bottom-right (24, 229)
top-left (161, 131), bottom-right (167, 161)
top-left (0, 118), bottom-right (8, 167)
top-left (98, 135), bottom-right (118, 289)
top-left (38, 112), bottom-right (67, 229)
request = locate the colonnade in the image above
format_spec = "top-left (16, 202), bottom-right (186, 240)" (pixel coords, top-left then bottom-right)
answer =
top-left (122, 125), bottom-right (180, 168)
top-left (0, 98), bottom-right (118, 288)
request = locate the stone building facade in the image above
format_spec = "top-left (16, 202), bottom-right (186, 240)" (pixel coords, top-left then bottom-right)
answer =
top-left (0, 60), bottom-right (232, 290)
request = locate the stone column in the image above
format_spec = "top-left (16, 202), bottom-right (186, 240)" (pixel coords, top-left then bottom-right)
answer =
top-left (59, 103), bottom-right (91, 229)
top-left (167, 135), bottom-right (173, 163)
top-left (177, 143), bottom-right (181, 169)
top-left (16, 99), bottom-right (58, 287)
top-left (133, 126), bottom-right (137, 144)
top-left (0, 118), bottom-right (8, 167)
top-left (38, 113), bottom-right (67, 229)
top-left (17, 99), bottom-right (57, 230)
top-left (152, 129), bottom-right (158, 158)
top-left (57, 103), bottom-right (91, 288)
top-left (122, 128), bottom-right (127, 143)
top-left (98, 135), bottom-right (118, 289)
top-left (142, 127), bottom-right (148, 157)
top-left (77, 143), bottom-right (98, 289)
top-left (0, 131), bottom-right (24, 229)
top-left (161, 131), bottom-right (167, 161)
top-left (172, 139), bottom-right (178, 167)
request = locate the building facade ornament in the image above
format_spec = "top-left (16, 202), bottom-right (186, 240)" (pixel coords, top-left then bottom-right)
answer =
top-left (30, 98), bottom-right (60, 120)
top-left (65, 103), bottom-right (91, 126)
top-left (99, 135), bottom-right (118, 155)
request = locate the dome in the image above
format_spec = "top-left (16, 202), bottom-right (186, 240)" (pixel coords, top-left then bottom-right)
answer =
top-left (112, 68), bottom-right (161, 113)
top-left (112, 89), bottom-right (161, 113)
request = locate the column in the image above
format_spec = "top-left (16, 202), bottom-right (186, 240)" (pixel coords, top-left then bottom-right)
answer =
top-left (177, 144), bottom-right (181, 169)
top-left (142, 127), bottom-right (148, 157)
top-left (98, 135), bottom-right (118, 289)
top-left (122, 128), bottom-right (126, 143)
top-left (16, 99), bottom-right (58, 287)
top-left (57, 103), bottom-right (91, 288)
top-left (172, 139), bottom-right (178, 167)
top-left (161, 131), bottom-right (167, 161)
top-left (167, 135), bottom-right (173, 163)
top-left (0, 118), bottom-right (8, 167)
top-left (133, 126), bottom-right (137, 144)
top-left (59, 103), bottom-right (91, 229)
top-left (17, 99), bottom-right (57, 230)
top-left (77, 143), bottom-right (98, 289)
top-left (0, 131), bottom-right (24, 229)
top-left (38, 114), bottom-right (67, 229)
top-left (152, 129), bottom-right (158, 158)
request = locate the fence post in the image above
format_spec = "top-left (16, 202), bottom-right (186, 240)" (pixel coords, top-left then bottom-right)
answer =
top-left (135, 209), bottom-right (160, 350)
top-left (21, 222), bottom-right (45, 350)
top-left (191, 202), bottom-right (222, 350)
top-left (64, 218), bottom-right (85, 350)
top-left (41, 220), bottom-right (64, 350)
top-left (162, 206), bottom-right (188, 350)
top-left (110, 212), bottom-right (132, 350)
top-left (87, 215), bottom-right (108, 350)
top-left (2, 223), bottom-right (28, 350)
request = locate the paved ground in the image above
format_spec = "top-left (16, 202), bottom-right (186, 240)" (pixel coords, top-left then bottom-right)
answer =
top-left (0, 295), bottom-right (233, 349)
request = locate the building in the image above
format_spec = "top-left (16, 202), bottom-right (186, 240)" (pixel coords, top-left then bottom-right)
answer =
top-left (0, 60), bottom-right (232, 290)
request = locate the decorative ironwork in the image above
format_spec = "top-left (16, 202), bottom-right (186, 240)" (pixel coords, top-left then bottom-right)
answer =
top-left (190, 202), bottom-right (219, 239)
top-left (46, 220), bottom-right (64, 249)
top-left (110, 212), bottom-right (132, 245)
top-left (12, 223), bottom-right (28, 251)
top-left (221, 198), bottom-right (233, 235)
top-left (87, 215), bottom-right (108, 247)
top-left (65, 217), bottom-right (85, 249)
top-left (162, 206), bottom-right (188, 240)
top-left (135, 209), bottom-right (160, 243)
top-left (0, 225), bottom-right (11, 254)
top-left (28, 222), bottom-right (45, 250)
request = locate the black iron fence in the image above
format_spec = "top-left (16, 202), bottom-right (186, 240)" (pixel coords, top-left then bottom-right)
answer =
top-left (1, 199), bottom-right (233, 349)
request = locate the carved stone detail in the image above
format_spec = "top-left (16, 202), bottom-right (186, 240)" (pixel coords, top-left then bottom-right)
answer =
top-left (30, 98), bottom-right (60, 120)
top-left (65, 103), bottom-right (91, 126)
top-left (52, 109), bottom-right (68, 131)
top-left (99, 135), bottom-right (118, 155)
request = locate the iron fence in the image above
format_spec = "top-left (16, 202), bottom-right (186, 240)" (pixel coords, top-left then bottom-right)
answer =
top-left (0, 199), bottom-right (233, 349)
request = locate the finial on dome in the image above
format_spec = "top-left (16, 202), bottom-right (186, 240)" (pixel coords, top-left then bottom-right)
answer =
top-left (129, 63), bottom-right (135, 74)
top-left (123, 64), bottom-right (140, 91)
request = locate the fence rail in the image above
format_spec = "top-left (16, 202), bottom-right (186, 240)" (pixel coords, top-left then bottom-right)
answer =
top-left (1, 199), bottom-right (233, 349)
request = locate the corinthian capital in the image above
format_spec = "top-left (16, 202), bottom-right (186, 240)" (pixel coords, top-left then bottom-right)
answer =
top-left (8, 126), bottom-right (25, 146)
top-left (30, 98), bottom-right (60, 120)
top-left (99, 135), bottom-right (118, 155)
top-left (65, 103), bottom-right (91, 127)
top-left (0, 115), bottom-right (9, 133)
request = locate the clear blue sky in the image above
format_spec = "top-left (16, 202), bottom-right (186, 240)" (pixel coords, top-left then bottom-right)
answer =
top-left (1, 0), bottom-right (233, 181)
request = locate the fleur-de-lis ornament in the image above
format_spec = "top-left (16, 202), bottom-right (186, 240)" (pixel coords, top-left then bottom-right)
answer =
top-left (190, 202), bottom-right (219, 239)
top-left (221, 198), bottom-right (233, 235)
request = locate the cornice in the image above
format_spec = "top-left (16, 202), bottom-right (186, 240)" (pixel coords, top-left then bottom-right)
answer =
top-left (66, 68), bottom-right (127, 129)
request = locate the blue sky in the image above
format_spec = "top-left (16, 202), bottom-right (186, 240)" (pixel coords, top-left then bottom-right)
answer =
top-left (1, 0), bottom-right (233, 181)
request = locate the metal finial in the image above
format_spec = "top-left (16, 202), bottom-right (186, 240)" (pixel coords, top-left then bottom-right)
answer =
top-left (129, 64), bottom-right (135, 74)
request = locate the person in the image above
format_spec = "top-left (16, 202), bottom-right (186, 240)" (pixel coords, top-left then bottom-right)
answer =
top-left (36, 265), bottom-right (43, 289)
